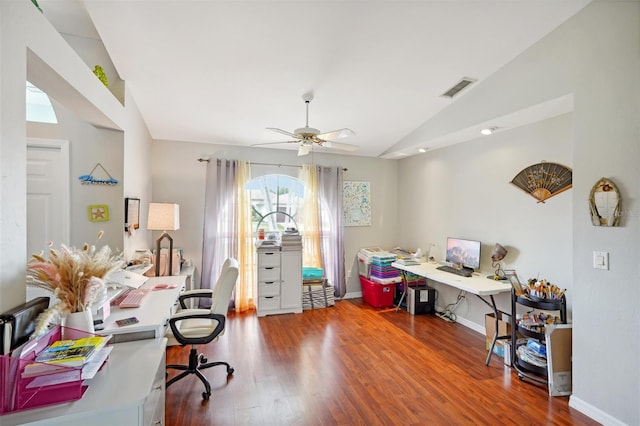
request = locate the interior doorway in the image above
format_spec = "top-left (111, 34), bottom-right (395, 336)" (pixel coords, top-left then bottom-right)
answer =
top-left (26, 138), bottom-right (70, 259)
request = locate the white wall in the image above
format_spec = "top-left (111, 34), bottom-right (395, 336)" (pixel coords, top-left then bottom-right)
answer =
top-left (0, 1), bottom-right (152, 312)
top-left (27, 102), bottom-right (124, 252)
top-left (150, 140), bottom-right (398, 294)
top-left (398, 114), bottom-right (573, 328)
top-left (396, 2), bottom-right (639, 424)
top-left (121, 87), bottom-right (154, 261)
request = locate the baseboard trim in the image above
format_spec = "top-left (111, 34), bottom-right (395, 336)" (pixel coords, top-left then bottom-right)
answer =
top-left (569, 395), bottom-right (626, 426)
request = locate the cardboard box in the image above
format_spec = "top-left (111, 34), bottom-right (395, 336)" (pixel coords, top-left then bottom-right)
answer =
top-left (485, 312), bottom-right (512, 351)
top-left (546, 324), bottom-right (573, 396)
top-left (359, 276), bottom-right (395, 308)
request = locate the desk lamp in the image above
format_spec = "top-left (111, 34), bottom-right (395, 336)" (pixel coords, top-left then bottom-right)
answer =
top-left (488, 243), bottom-right (508, 280)
top-left (147, 203), bottom-right (180, 276)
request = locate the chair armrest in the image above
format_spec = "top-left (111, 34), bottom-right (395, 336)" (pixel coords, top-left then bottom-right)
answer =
top-left (168, 311), bottom-right (225, 346)
top-left (178, 289), bottom-right (214, 309)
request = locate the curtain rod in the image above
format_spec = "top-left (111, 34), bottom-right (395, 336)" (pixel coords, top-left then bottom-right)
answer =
top-left (197, 158), bottom-right (347, 171)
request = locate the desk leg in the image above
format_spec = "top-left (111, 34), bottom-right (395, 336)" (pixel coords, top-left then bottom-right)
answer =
top-left (395, 271), bottom-right (407, 313)
top-left (476, 294), bottom-right (509, 366)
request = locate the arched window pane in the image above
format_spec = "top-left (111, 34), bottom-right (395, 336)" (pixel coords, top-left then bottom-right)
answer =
top-left (247, 174), bottom-right (304, 235)
top-left (26, 81), bottom-right (58, 124)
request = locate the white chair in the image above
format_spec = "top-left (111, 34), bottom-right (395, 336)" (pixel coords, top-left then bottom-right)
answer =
top-left (165, 258), bottom-right (238, 400)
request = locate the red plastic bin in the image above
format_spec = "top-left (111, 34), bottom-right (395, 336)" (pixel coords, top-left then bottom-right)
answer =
top-left (359, 276), bottom-right (395, 308)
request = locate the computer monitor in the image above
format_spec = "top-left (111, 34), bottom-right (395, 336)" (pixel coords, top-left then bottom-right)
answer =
top-left (445, 237), bottom-right (481, 272)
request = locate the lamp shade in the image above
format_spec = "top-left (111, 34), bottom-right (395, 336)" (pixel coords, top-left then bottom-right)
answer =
top-left (147, 203), bottom-right (180, 231)
top-left (490, 243), bottom-right (507, 262)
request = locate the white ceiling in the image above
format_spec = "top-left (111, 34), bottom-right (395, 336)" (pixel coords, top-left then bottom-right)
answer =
top-left (38, 0), bottom-right (590, 158)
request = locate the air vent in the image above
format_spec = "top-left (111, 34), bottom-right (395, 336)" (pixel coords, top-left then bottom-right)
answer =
top-left (441, 77), bottom-right (477, 98)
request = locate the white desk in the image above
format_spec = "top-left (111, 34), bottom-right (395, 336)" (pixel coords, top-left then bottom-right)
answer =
top-left (1, 338), bottom-right (167, 426)
top-left (99, 274), bottom-right (185, 343)
top-left (392, 261), bottom-right (512, 365)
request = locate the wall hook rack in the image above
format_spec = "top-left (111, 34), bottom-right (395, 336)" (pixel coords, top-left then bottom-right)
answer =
top-left (78, 163), bottom-right (119, 186)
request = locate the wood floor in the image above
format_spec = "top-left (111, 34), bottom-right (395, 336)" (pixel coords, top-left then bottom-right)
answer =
top-left (165, 299), bottom-right (598, 426)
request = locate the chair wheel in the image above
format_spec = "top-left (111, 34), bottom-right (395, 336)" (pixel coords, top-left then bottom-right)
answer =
top-left (202, 391), bottom-right (210, 400)
top-left (199, 354), bottom-right (208, 364)
top-left (227, 367), bottom-right (235, 375)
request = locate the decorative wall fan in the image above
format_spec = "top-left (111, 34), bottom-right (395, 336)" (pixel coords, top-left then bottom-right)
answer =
top-left (253, 93), bottom-right (357, 156)
top-left (510, 161), bottom-right (572, 203)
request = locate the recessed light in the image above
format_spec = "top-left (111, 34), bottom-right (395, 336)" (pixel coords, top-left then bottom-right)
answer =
top-left (481, 127), bottom-right (498, 135)
top-left (418, 148), bottom-right (428, 153)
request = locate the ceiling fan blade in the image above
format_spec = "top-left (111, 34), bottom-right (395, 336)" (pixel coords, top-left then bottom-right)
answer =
top-left (321, 140), bottom-right (358, 152)
top-left (266, 127), bottom-right (299, 138)
top-left (251, 140), bottom-right (299, 147)
top-left (316, 128), bottom-right (355, 141)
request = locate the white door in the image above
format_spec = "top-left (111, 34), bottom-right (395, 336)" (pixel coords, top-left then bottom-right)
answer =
top-left (27, 138), bottom-right (70, 257)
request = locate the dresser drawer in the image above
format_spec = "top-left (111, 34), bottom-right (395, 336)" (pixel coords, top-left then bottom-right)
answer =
top-left (258, 281), bottom-right (280, 297)
top-left (259, 295), bottom-right (281, 311)
top-left (258, 266), bottom-right (280, 282)
top-left (258, 252), bottom-right (280, 267)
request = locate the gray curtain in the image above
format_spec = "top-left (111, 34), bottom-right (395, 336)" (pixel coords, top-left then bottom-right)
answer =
top-left (201, 159), bottom-right (238, 307)
top-left (317, 166), bottom-right (346, 298)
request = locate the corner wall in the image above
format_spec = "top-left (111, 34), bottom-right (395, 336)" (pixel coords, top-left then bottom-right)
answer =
top-left (396, 2), bottom-right (640, 424)
top-left (397, 114), bottom-right (573, 330)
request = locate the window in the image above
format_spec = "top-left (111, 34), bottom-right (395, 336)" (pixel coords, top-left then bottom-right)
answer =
top-left (26, 81), bottom-right (58, 124)
top-left (247, 174), bottom-right (304, 236)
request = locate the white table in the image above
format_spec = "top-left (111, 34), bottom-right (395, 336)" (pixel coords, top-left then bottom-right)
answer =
top-left (1, 338), bottom-right (167, 425)
top-left (392, 261), bottom-right (512, 365)
top-left (98, 274), bottom-right (186, 343)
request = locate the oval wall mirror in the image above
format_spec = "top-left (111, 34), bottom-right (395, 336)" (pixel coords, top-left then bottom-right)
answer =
top-left (589, 177), bottom-right (621, 227)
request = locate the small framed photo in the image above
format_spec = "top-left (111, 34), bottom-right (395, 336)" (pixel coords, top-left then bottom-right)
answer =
top-left (88, 204), bottom-right (109, 222)
top-left (506, 270), bottom-right (523, 296)
top-left (125, 197), bottom-right (140, 232)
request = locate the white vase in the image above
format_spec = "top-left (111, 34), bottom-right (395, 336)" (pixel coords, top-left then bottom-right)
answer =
top-left (62, 310), bottom-right (95, 339)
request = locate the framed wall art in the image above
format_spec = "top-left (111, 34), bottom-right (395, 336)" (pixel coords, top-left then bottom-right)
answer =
top-left (125, 197), bottom-right (140, 232)
top-left (88, 204), bottom-right (109, 222)
top-left (343, 181), bottom-right (371, 226)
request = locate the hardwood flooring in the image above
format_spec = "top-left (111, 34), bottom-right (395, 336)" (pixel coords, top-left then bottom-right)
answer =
top-left (165, 299), bottom-right (598, 425)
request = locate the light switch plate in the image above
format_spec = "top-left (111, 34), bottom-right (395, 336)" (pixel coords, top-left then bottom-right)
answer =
top-left (593, 251), bottom-right (609, 270)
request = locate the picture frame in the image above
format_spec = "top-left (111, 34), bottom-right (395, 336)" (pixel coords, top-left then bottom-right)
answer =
top-left (125, 197), bottom-right (140, 232)
top-left (506, 270), bottom-right (523, 296)
top-left (88, 205), bottom-right (109, 222)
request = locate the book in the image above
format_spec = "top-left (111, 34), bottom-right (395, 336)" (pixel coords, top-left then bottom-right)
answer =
top-left (34, 345), bottom-right (95, 367)
top-left (33, 335), bottom-right (111, 367)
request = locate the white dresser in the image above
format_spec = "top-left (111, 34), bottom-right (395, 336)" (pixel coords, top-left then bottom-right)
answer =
top-left (256, 248), bottom-right (302, 317)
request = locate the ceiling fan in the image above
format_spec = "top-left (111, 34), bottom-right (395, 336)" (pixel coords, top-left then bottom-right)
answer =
top-left (254, 93), bottom-right (357, 156)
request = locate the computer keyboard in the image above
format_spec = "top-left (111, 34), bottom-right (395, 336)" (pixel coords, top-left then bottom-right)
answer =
top-left (436, 265), bottom-right (473, 277)
top-left (111, 288), bottom-right (150, 308)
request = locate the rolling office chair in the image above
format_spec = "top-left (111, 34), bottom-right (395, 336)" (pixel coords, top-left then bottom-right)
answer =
top-left (166, 258), bottom-right (239, 400)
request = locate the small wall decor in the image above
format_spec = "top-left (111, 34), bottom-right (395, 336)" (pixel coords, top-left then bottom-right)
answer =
top-left (589, 177), bottom-right (621, 227)
top-left (93, 65), bottom-right (109, 87)
top-left (88, 205), bottom-right (109, 222)
top-left (78, 163), bottom-right (119, 186)
top-left (343, 181), bottom-right (371, 226)
top-left (510, 161), bottom-right (572, 203)
top-left (125, 197), bottom-right (141, 234)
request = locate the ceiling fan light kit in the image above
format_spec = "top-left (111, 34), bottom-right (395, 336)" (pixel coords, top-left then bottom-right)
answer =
top-left (253, 93), bottom-right (357, 156)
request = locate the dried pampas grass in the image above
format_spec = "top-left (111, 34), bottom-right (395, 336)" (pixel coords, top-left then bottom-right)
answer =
top-left (27, 231), bottom-right (123, 336)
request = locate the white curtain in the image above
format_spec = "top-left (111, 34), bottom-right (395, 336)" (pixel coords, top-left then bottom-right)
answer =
top-left (317, 166), bottom-right (346, 298)
top-left (200, 159), bottom-right (238, 308)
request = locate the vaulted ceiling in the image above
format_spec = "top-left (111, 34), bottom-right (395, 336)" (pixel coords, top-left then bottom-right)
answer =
top-left (39, 0), bottom-right (590, 158)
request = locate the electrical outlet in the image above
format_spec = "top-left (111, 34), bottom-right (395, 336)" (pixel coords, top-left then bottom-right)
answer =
top-left (593, 251), bottom-right (609, 270)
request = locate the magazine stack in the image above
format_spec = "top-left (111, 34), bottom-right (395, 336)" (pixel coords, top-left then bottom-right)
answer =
top-left (280, 228), bottom-right (302, 251)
